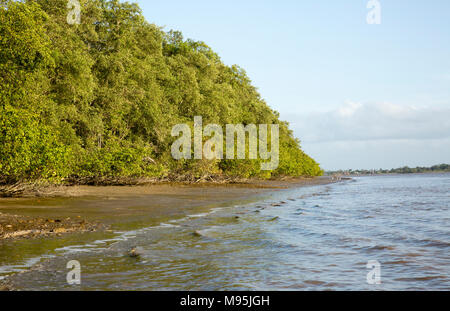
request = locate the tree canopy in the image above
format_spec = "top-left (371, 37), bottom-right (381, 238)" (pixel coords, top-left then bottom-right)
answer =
top-left (0, 0), bottom-right (323, 184)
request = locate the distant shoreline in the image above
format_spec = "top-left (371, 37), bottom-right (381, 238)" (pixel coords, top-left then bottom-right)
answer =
top-left (327, 164), bottom-right (450, 176)
top-left (328, 171), bottom-right (450, 177)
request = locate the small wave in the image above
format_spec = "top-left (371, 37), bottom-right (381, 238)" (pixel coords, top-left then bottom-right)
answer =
top-left (187, 213), bottom-right (211, 218)
top-left (54, 245), bottom-right (99, 254)
top-left (419, 239), bottom-right (450, 248)
top-left (384, 260), bottom-right (411, 265)
top-left (355, 245), bottom-right (396, 252)
top-left (0, 256), bottom-right (51, 280)
top-left (394, 276), bottom-right (447, 282)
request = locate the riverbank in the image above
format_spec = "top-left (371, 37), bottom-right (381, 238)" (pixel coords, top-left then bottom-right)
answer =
top-left (0, 176), bottom-right (339, 290)
top-left (0, 177), bottom-right (335, 242)
top-left (0, 176), bottom-right (330, 198)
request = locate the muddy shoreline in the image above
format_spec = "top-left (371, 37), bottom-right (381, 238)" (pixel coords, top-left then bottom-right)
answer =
top-left (0, 176), bottom-right (333, 198)
top-left (0, 177), bottom-right (335, 242)
top-left (0, 176), bottom-right (339, 291)
top-left (0, 213), bottom-right (106, 241)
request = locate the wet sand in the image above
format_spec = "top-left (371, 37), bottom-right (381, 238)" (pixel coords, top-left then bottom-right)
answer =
top-left (0, 213), bottom-right (105, 240)
top-left (0, 177), bottom-right (333, 241)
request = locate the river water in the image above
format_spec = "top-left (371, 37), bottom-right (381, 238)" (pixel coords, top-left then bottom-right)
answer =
top-left (1, 174), bottom-right (449, 290)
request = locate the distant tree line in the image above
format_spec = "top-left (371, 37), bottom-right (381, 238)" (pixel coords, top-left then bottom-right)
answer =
top-left (327, 164), bottom-right (450, 176)
top-left (0, 0), bottom-right (323, 185)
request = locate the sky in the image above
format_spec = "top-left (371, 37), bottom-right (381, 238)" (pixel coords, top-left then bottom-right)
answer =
top-left (135, 0), bottom-right (450, 170)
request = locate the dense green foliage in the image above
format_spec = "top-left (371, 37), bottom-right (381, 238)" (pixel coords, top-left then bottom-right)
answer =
top-left (0, 0), bottom-right (323, 184)
top-left (328, 164), bottom-right (450, 176)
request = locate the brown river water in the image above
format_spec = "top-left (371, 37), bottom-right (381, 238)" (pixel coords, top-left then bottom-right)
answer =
top-left (0, 174), bottom-right (449, 290)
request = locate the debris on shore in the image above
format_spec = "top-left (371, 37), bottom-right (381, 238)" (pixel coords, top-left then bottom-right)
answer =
top-left (0, 212), bottom-right (106, 241)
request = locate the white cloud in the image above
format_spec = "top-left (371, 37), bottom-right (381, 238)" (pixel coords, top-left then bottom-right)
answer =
top-left (288, 101), bottom-right (450, 143)
top-left (337, 101), bottom-right (362, 117)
